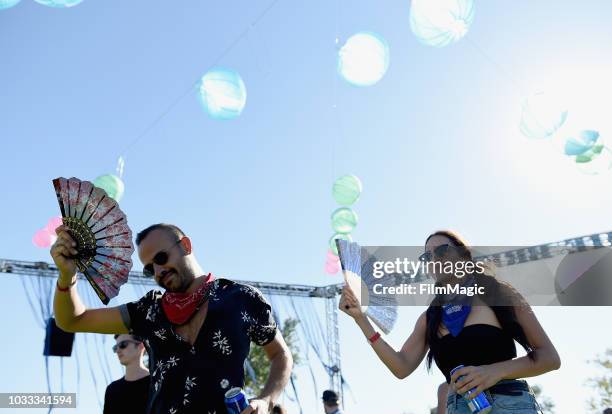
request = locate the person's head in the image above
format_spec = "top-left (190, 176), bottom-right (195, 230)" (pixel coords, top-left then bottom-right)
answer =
top-left (113, 334), bottom-right (145, 366)
top-left (272, 404), bottom-right (287, 414)
top-left (603, 408), bottom-right (612, 414)
top-left (423, 230), bottom-right (474, 283)
top-left (322, 390), bottom-right (339, 413)
top-left (136, 223), bottom-right (198, 292)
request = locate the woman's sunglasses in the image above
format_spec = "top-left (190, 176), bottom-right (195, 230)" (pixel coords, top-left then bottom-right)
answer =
top-left (418, 244), bottom-right (468, 262)
top-left (112, 340), bottom-right (140, 353)
top-left (142, 239), bottom-right (182, 278)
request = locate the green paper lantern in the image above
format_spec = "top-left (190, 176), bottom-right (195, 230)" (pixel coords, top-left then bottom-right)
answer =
top-left (592, 144), bottom-right (604, 155)
top-left (332, 175), bottom-right (362, 206)
top-left (575, 154), bottom-right (592, 164)
top-left (93, 174), bottom-right (125, 202)
top-left (575, 146), bottom-right (612, 175)
top-left (329, 233), bottom-right (352, 255)
top-left (331, 207), bottom-right (358, 234)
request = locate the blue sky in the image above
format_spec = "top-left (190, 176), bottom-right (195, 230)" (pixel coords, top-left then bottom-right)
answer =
top-left (1, 0), bottom-right (612, 413)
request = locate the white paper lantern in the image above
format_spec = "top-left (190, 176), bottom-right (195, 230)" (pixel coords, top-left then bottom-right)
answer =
top-left (338, 32), bottom-right (390, 87)
top-left (410, 0), bottom-right (475, 47)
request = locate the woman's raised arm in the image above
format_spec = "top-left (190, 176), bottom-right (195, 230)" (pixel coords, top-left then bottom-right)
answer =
top-left (339, 285), bottom-right (429, 379)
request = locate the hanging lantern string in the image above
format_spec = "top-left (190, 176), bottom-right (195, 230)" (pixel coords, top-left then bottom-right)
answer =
top-left (116, 156), bottom-right (125, 179)
top-left (331, 0), bottom-right (344, 184)
top-left (412, 6), bottom-right (530, 98)
top-left (118, 0), bottom-right (282, 159)
top-left (463, 37), bottom-right (529, 98)
top-left (331, 0), bottom-right (338, 184)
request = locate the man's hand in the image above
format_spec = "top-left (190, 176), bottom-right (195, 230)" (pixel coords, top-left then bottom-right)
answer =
top-left (50, 225), bottom-right (78, 281)
top-left (242, 333), bottom-right (291, 414)
top-left (240, 397), bottom-right (271, 414)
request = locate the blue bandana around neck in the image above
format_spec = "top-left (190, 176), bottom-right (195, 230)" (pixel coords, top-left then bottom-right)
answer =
top-left (442, 303), bottom-right (472, 337)
top-left (440, 274), bottom-right (476, 336)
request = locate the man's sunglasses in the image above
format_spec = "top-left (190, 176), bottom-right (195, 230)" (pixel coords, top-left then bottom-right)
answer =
top-left (112, 340), bottom-right (141, 353)
top-left (142, 239), bottom-right (182, 278)
top-left (418, 244), bottom-right (468, 262)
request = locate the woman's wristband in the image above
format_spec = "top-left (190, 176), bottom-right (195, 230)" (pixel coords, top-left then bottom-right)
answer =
top-left (368, 331), bottom-right (381, 344)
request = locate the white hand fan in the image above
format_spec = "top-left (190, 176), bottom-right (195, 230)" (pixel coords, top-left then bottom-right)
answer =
top-left (336, 239), bottom-right (398, 334)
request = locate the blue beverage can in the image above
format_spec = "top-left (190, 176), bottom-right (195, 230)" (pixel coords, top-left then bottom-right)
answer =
top-left (450, 365), bottom-right (492, 414)
top-left (224, 387), bottom-right (249, 414)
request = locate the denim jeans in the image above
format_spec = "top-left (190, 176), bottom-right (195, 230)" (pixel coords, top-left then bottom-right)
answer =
top-left (446, 380), bottom-right (540, 414)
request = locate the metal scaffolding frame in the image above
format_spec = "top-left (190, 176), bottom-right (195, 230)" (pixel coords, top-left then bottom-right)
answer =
top-left (0, 258), bottom-right (345, 396)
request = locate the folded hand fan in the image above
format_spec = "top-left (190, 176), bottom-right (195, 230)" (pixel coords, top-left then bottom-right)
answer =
top-left (336, 239), bottom-right (397, 334)
top-left (52, 177), bottom-right (134, 305)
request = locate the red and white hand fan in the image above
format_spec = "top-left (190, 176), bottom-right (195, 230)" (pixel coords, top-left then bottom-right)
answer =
top-left (52, 177), bottom-right (134, 305)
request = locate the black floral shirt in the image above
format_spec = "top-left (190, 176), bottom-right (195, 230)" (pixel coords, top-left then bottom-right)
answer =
top-left (120, 278), bottom-right (278, 414)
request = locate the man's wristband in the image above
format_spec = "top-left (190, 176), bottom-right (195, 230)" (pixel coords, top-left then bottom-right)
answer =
top-left (57, 279), bottom-right (76, 292)
top-left (368, 331), bottom-right (381, 344)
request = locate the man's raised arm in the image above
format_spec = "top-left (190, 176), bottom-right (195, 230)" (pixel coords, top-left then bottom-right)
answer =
top-left (52, 225), bottom-right (128, 334)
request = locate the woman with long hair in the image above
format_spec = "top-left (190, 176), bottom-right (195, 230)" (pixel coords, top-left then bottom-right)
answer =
top-left (339, 230), bottom-right (561, 413)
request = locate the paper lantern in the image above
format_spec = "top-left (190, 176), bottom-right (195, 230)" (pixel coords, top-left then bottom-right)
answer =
top-left (329, 233), bottom-right (352, 256)
top-left (197, 68), bottom-right (247, 120)
top-left (327, 249), bottom-right (339, 262)
top-left (331, 207), bottom-right (358, 234)
top-left (564, 130), bottom-right (600, 156)
top-left (33, 229), bottom-right (57, 248)
top-left (563, 130), bottom-right (612, 175)
top-left (45, 216), bottom-right (63, 234)
top-left (575, 145), bottom-right (612, 175)
top-left (34, 0), bottom-right (83, 7)
top-left (93, 174), bottom-right (125, 202)
top-left (0, 0), bottom-right (21, 10)
top-left (338, 32), bottom-right (390, 87)
top-left (325, 260), bottom-right (341, 275)
top-left (410, 0), bottom-right (475, 48)
top-left (332, 175), bottom-right (362, 206)
top-left (520, 92), bottom-right (568, 139)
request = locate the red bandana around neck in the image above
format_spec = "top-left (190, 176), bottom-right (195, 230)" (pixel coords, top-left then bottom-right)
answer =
top-left (161, 273), bottom-right (215, 325)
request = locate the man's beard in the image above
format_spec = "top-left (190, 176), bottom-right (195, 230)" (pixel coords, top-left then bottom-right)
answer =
top-left (159, 269), bottom-right (183, 292)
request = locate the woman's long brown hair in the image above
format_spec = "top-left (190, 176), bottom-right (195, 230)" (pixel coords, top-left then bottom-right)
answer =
top-left (424, 230), bottom-right (535, 370)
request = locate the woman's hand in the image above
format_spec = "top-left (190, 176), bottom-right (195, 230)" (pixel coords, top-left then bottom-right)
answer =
top-left (338, 285), bottom-right (366, 320)
top-left (450, 364), bottom-right (503, 399)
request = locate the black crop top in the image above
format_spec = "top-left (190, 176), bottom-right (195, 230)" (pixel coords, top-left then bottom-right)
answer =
top-left (429, 324), bottom-right (517, 383)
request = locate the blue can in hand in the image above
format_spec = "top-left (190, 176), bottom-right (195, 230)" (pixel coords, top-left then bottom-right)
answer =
top-left (224, 387), bottom-right (249, 414)
top-left (450, 365), bottom-right (492, 414)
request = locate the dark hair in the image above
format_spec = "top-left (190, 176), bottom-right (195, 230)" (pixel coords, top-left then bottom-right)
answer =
top-left (272, 404), bottom-right (287, 414)
top-left (136, 223), bottom-right (186, 246)
top-left (114, 333), bottom-right (143, 342)
top-left (425, 230), bottom-right (473, 261)
top-left (424, 230), bottom-right (535, 370)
